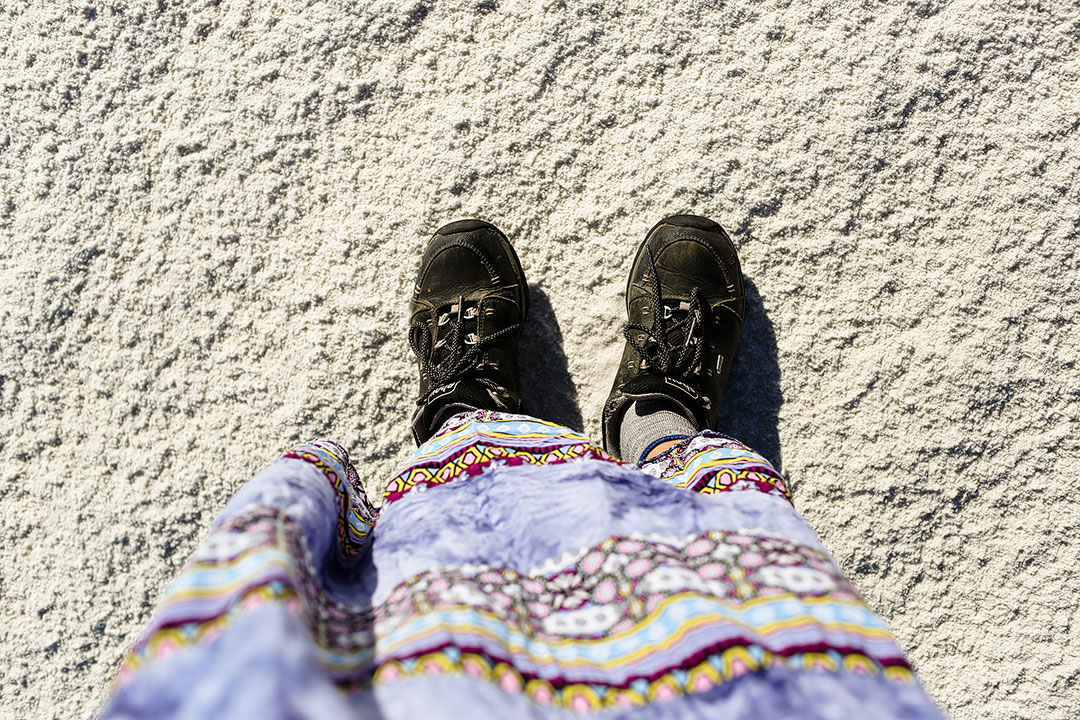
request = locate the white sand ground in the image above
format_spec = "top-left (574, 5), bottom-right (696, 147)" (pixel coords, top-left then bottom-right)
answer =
top-left (1, 0), bottom-right (1078, 717)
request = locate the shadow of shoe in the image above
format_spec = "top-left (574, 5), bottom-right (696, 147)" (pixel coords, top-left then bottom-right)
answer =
top-left (519, 286), bottom-right (584, 432)
top-left (715, 277), bottom-right (783, 472)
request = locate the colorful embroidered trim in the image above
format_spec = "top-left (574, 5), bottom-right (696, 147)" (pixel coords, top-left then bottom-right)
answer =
top-left (283, 440), bottom-right (376, 556)
top-left (390, 413), bottom-right (790, 506)
top-left (366, 530), bottom-right (911, 701)
top-left (116, 507), bottom-right (312, 684)
top-left (119, 503), bottom-right (914, 712)
top-left (641, 431), bottom-right (791, 503)
top-left (385, 411), bottom-right (613, 504)
top-left (372, 646), bottom-right (915, 712)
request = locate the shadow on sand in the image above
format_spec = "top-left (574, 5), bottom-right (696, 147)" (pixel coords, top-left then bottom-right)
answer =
top-left (517, 279), bottom-right (781, 470)
top-left (715, 277), bottom-right (783, 472)
top-left (519, 286), bottom-right (584, 432)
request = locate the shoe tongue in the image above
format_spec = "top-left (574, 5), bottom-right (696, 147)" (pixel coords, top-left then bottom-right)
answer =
top-left (659, 300), bottom-right (701, 350)
top-left (431, 301), bottom-right (479, 364)
top-left (618, 375), bottom-right (706, 427)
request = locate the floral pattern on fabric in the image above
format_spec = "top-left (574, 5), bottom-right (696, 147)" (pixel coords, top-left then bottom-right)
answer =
top-left (117, 506), bottom-right (311, 685)
top-left (376, 529), bottom-right (866, 641)
top-left (116, 440), bottom-right (376, 686)
top-left (368, 530), bottom-right (914, 711)
top-left (118, 502), bottom-right (915, 710)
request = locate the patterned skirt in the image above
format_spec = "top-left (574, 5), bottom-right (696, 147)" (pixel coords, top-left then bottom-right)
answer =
top-left (103, 412), bottom-right (942, 719)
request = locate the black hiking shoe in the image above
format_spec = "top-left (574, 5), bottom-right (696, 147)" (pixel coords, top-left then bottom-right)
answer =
top-left (601, 214), bottom-right (745, 459)
top-left (408, 219), bottom-right (530, 445)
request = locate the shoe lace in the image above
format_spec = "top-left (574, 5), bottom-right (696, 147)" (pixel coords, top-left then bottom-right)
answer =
top-left (623, 247), bottom-right (707, 380)
top-left (409, 295), bottom-right (520, 407)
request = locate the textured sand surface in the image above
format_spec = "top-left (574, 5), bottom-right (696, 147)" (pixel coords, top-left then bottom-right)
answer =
top-left (2, 0), bottom-right (1079, 717)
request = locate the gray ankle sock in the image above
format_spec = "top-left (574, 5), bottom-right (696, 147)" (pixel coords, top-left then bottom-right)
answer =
top-left (619, 399), bottom-right (699, 464)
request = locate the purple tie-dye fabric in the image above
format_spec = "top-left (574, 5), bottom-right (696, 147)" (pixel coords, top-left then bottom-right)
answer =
top-left (101, 411), bottom-right (943, 719)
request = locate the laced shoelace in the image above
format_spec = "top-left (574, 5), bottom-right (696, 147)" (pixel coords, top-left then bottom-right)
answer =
top-left (409, 295), bottom-right (520, 407)
top-left (623, 247), bottom-right (707, 380)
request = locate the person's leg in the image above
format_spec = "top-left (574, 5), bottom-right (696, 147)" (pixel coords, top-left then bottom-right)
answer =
top-left (371, 216), bottom-right (935, 717)
top-left (591, 216), bottom-right (937, 716)
top-left (407, 219), bottom-right (530, 444)
top-left (601, 214), bottom-right (745, 462)
top-left (618, 397), bottom-right (698, 463)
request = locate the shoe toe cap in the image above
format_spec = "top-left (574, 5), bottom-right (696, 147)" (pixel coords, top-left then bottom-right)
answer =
top-left (417, 242), bottom-right (501, 299)
top-left (415, 220), bottom-right (528, 308)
